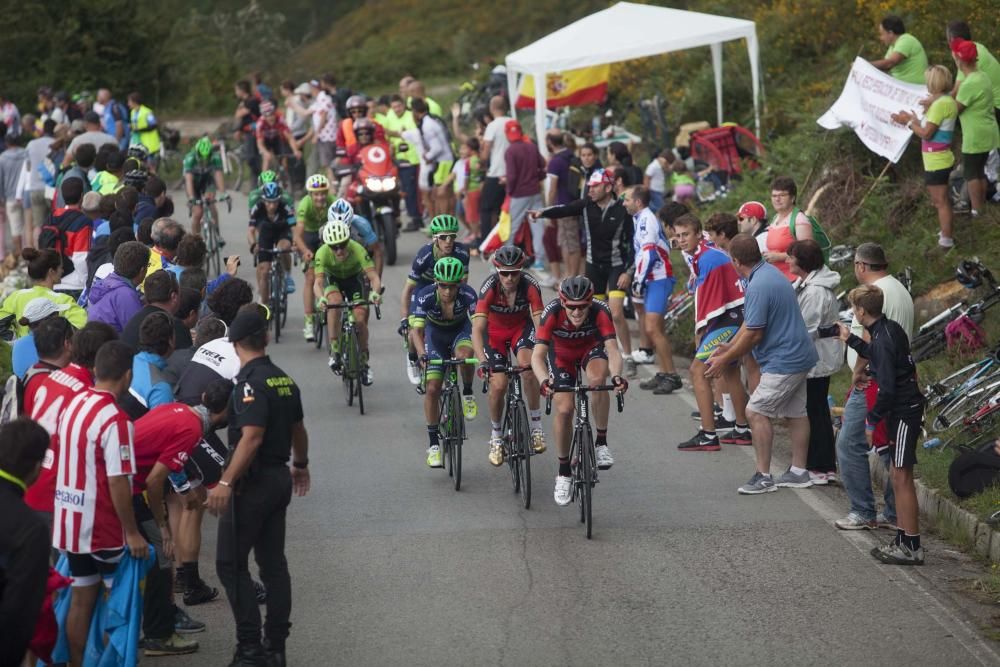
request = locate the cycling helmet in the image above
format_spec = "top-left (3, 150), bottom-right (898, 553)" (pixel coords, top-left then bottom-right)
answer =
top-left (322, 221), bottom-right (351, 246)
top-left (433, 256), bottom-right (466, 283)
top-left (353, 117), bottom-right (375, 133)
top-left (559, 276), bottom-right (595, 302)
top-left (957, 260), bottom-right (984, 289)
top-left (122, 169), bottom-right (148, 189)
top-left (429, 214), bottom-right (460, 235)
top-left (306, 173), bottom-right (329, 192)
top-left (259, 170), bottom-right (277, 186)
top-left (195, 136), bottom-right (213, 158)
top-left (492, 246), bottom-right (526, 269)
top-left (127, 143), bottom-right (150, 161)
top-left (346, 95), bottom-right (367, 112)
top-left (261, 182), bottom-right (282, 202)
top-left (327, 198), bottom-right (354, 225)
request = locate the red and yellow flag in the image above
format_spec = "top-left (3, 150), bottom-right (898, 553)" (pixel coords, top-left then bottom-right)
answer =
top-left (515, 64), bottom-right (610, 110)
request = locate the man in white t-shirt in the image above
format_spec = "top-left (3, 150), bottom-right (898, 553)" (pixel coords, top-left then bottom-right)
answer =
top-left (478, 95), bottom-right (512, 241)
top-left (63, 112), bottom-right (118, 167)
top-left (834, 242), bottom-right (913, 531)
top-left (643, 151), bottom-right (669, 211)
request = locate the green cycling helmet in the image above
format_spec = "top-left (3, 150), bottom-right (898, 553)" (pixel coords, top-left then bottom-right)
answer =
top-left (259, 170), bottom-right (277, 186)
top-left (429, 214), bottom-right (460, 236)
top-left (433, 256), bottom-right (465, 283)
top-left (195, 136), bottom-right (213, 158)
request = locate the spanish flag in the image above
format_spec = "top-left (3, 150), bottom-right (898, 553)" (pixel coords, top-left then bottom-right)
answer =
top-left (515, 64), bottom-right (610, 110)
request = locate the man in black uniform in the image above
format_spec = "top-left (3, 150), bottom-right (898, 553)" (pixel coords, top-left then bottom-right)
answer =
top-left (206, 310), bottom-right (310, 666)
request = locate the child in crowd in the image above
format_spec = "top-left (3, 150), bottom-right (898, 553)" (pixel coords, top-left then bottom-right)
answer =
top-left (670, 160), bottom-right (696, 204)
top-left (444, 139), bottom-right (478, 241)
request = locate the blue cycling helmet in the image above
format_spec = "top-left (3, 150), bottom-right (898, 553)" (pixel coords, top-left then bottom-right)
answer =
top-left (262, 182), bottom-right (282, 202)
top-left (327, 198), bottom-right (354, 225)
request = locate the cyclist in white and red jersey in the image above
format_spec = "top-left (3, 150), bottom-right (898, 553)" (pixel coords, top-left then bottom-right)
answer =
top-left (471, 246), bottom-right (546, 467)
top-left (531, 276), bottom-right (627, 506)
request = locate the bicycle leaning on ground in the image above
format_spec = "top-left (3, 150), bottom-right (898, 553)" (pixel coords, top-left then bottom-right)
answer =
top-left (421, 357), bottom-right (479, 492)
top-left (545, 367), bottom-right (625, 539)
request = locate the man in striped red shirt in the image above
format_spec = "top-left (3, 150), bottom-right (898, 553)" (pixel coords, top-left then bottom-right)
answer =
top-left (53, 340), bottom-right (149, 667)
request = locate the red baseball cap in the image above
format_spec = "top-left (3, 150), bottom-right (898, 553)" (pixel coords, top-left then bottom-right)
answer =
top-left (586, 168), bottom-right (614, 187)
top-left (737, 201), bottom-right (767, 220)
top-left (504, 119), bottom-right (524, 141)
top-left (950, 38), bottom-right (978, 64)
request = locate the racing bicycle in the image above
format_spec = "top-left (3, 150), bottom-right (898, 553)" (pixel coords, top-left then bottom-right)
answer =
top-left (325, 296), bottom-right (381, 415)
top-left (545, 370), bottom-right (625, 539)
top-left (482, 344), bottom-right (533, 509)
top-left (190, 195), bottom-right (230, 277)
top-left (254, 247), bottom-right (293, 343)
top-left (423, 357), bottom-right (479, 491)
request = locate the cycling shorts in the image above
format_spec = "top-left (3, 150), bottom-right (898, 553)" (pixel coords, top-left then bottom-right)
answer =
top-left (642, 277), bottom-right (675, 315)
top-left (586, 262), bottom-right (627, 300)
top-left (695, 324), bottom-right (740, 361)
top-left (257, 225), bottom-right (292, 263)
top-left (324, 272), bottom-right (367, 301)
top-left (262, 137), bottom-right (289, 157)
top-left (303, 231), bottom-right (322, 254)
top-left (485, 321), bottom-right (535, 370)
top-left (423, 321), bottom-right (473, 380)
top-left (182, 432), bottom-right (227, 489)
top-left (549, 342), bottom-right (608, 387)
top-left (190, 172), bottom-right (215, 198)
top-left (433, 160), bottom-right (454, 187)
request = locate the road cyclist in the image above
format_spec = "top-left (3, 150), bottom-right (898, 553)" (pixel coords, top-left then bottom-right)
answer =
top-left (471, 246), bottom-right (547, 467)
top-left (249, 170), bottom-right (294, 211)
top-left (410, 256), bottom-right (478, 468)
top-left (183, 136), bottom-right (230, 238)
top-left (312, 220), bottom-right (383, 384)
top-left (248, 182), bottom-right (297, 307)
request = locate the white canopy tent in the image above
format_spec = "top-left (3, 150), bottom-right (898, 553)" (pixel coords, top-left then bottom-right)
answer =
top-left (505, 2), bottom-right (762, 151)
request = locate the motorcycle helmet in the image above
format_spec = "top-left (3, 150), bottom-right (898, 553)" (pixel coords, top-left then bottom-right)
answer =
top-left (259, 170), bottom-right (277, 186)
top-left (327, 198), bottom-right (354, 225)
top-left (322, 221), bottom-right (351, 246)
top-left (433, 257), bottom-right (466, 283)
top-left (559, 276), bottom-right (595, 302)
top-left (127, 143), bottom-right (150, 161)
top-left (195, 136), bottom-right (213, 159)
top-left (353, 117), bottom-right (375, 133)
top-left (492, 246), bottom-right (526, 270)
top-left (957, 260), bottom-right (984, 289)
top-left (346, 95), bottom-right (368, 113)
top-left (261, 182), bottom-right (282, 202)
top-left (306, 174), bottom-right (329, 192)
top-left (429, 214), bottom-right (460, 236)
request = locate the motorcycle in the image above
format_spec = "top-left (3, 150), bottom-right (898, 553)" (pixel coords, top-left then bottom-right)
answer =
top-left (338, 142), bottom-right (401, 266)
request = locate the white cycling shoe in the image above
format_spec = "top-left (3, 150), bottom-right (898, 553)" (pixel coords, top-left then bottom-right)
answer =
top-left (553, 475), bottom-right (573, 506)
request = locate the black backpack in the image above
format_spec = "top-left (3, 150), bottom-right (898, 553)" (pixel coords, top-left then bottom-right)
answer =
top-left (566, 155), bottom-right (586, 201)
top-left (38, 209), bottom-right (85, 277)
top-left (949, 442), bottom-right (1000, 498)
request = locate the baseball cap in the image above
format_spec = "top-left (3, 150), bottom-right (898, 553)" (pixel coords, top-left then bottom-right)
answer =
top-left (504, 119), bottom-right (524, 142)
top-left (81, 191), bottom-right (102, 213)
top-left (294, 83), bottom-right (312, 96)
top-left (737, 201), bottom-right (767, 220)
top-left (19, 298), bottom-right (70, 327)
top-left (228, 310), bottom-right (267, 343)
top-left (950, 38), bottom-right (978, 63)
top-left (586, 169), bottom-right (613, 187)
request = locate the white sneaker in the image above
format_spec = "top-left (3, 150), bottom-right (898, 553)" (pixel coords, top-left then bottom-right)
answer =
top-left (363, 366), bottom-right (374, 386)
top-left (553, 475), bottom-right (573, 506)
top-left (595, 444), bottom-right (614, 470)
top-left (631, 349), bottom-right (654, 364)
top-left (406, 359), bottom-right (421, 385)
top-left (808, 471), bottom-right (828, 486)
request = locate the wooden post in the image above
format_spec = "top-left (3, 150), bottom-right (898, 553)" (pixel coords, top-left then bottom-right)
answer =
top-left (851, 160), bottom-right (892, 219)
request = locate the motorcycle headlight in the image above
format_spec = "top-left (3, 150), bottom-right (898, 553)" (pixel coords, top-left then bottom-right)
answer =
top-left (382, 177), bottom-right (397, 191)
top-left (365, 177), bottom-right (383, 192)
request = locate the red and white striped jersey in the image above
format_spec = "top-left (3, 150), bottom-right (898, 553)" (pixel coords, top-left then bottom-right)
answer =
top-left (52, 387), bottom-right (136, 553)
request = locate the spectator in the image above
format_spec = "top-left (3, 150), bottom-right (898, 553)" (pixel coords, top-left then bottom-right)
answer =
top-left (88, 240), bottom-right (149, 332)
top-left (605, 142), bottom-right (643, 186)
top-left (1, 248), bottom-right (87, 337)
top-left (88, 224), bottom-right (137, 293)
top-left (0, 130), bottom-right (28, 259)
top-left (788, 239), bottom-right (844, 484)
top-left (946, 21), bottom-right (1000, 127)
top-left (765, 176), bottom-right (814, 281)
top-left (127, 92), bottom-right (161, 169)
top-left (205, 276), bottom-right (254, 326)
top-left (504, 121), bottom-right (546, 256)
top-left (870, 15), bottom-right (929, 85)
top-left (51, 177), bottom-right (94, 297)
top-left (164, 315), bottom-right (227, 386)
top-left (643, 149), bottom-right (671, 211)
top-left (950, 39), bottom-right (1000, 217)
top-left (705, 234), bottom-right (818, 494)
top-left (407, 79), bottom-right (442, 117)
top-left (736, 200), bottom-right (769, 252)
top-left (704, 212), bottom-right (739, 252)
top-left (54, 143), bottom-right (95, 209)
top-left (479, 96), bottom-right (513, 240)
top-left (20, 316), bottom-right (75, 408)
top-left (96, 88), bottom-right (129, 149)
top-left (579, 142), bottom-right (602, 181)
top-left (134, 175), bottom-right (168, 229)
top-left (121, 310), bottom-right (176, 420)
top-left (545, 130), bottom-right (582, 282)
top-left (840, 285), bottom-right (927, 565)
top-left (668, 159), bottom-right (696, 205)
top-left (92, 146), bottom-right (125, 195)
top-left (0, 94), bottom-right (21, 138)
top-left (384, 94), bottom-right (420, 225)
top-left (11, 298), bottom-right (68, 379)
top-left (25, 118), bottom-right (57, 242)
top-left (144, 217), bottom-right (185, 286)
top-left (834, 242), bottom-right (912, 530)
top-left (0, 419), bottom-right (52, 667)
top-left (169, 233), bottom-right (237, 293)
top-left (175, 294), bottom-right (255, 406)
top-left (412, 97), bottom-right (454, 218)
top-left (461, 137), bottom-right (483, 245)
top-left (63, 110), bottom-right (117, 167)
top-left (176, 286), bottom-right (202, 331)
top-left (123, 268), bottom-right (193, 350)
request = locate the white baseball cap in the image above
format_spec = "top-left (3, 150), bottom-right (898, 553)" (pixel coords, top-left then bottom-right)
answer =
top-left (19, 298), bottom-right (70, 327)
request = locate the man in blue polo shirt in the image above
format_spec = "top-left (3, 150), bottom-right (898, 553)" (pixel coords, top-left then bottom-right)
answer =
top-left (705, 234), bottom-right (818, 494)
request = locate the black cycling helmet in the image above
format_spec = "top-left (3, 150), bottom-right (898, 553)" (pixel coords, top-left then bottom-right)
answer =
top-left (492, 246), bottom-right (526, 269)
top-left (957, 260), bottom-right (984, 289)
top-left (559, 276), bottom-right (594, 302)
top-left (122, 169), bottom-right (148, 189)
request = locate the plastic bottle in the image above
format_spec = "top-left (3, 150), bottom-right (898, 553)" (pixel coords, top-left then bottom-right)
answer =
top-left (923, 437), bottom-right (943, 449)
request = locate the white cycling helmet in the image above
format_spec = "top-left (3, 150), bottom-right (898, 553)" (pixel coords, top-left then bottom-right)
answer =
top-left (327, 198), bottom-right (354, 225)
top-left (322, 221), bottom-right (351, 246)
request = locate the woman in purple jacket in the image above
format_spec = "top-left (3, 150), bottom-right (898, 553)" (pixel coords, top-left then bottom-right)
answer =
top-left (87, 241), bottom-right (149, 332)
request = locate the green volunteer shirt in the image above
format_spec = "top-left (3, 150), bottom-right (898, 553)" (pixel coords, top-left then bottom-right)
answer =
top-left (885, 33), bottom-right (928, 85)
top-left (957, 43), bottom-right (1000, 109)
top-left (296, 193), bottom-right (333, 233)
top-left (313, 239), bottom-right (373, 280)
top-left (383, 109), bottom-right (419, 164)
top-left (922, 95), bottom-right (957, 172)
top-left (956, 71), bottom-right (1000, 154)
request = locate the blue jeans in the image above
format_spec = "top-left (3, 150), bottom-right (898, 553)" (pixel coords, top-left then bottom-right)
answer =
top-left (835, 387), bottom-right (896, 522)
top-left (398, 165), bottom-right (420, 219)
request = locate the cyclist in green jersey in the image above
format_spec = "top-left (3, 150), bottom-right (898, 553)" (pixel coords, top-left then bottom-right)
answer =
top-left (184, 136), bottom-right (229, 237)
top-left (248, 170), bottom-right (294, 210)
top-left (295, 173), bottom-right (334, 341)
top-left (313, 220), bottom-right (383, 384)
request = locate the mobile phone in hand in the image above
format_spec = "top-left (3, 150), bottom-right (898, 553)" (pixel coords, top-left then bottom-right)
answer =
top-left (817, 323), bottom-right (840, 338)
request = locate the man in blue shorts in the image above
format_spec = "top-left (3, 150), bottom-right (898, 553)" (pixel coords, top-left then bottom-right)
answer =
top-left (674, 214), bottom-right (751, 451)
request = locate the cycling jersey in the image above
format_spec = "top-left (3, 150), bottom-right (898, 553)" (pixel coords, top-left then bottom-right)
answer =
top-left (538, 197), bottom-right (633, 269)
top-left (313, 239), bottom-right (373, 280)
top-left (407, 241), bottom-right (471, 287)
top-left (473, 271), bottom-right (543, 351)
top-left (255, 116), bottom-right (290, 145)
top-left (412, 283), bottom-right (477, 329)
top-left (536, 298), bottom-right (616, 374)
top-left (632, 207), bottom-right (672, 284)
top-left (295, 193), bottom-right (333, 233)
top-left (182, 150), bottom-right (223, 176)
top-left (683, 239), bottom-right (745, 334)
top-left (249, 199), bottom-right (296, 232)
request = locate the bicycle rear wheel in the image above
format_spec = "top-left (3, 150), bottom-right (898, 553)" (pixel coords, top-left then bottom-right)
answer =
top-left (224, 150), bottom-right (244, 192)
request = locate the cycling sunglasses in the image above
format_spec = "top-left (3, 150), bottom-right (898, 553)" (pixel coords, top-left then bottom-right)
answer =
top-left (331, 241), bottom-right (350, 251)
top-left (563, 301), bottom-right (591, 312)
top-left (435, 234), bottom-right (457, 242)
top-left (436, 282), bottom-right (460, 290)
top-left (498, 270), bottom-right (521, 278)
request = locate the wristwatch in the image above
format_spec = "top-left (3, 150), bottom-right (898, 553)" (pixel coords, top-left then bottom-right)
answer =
top-left (218, 480), bottom-right (232, 488)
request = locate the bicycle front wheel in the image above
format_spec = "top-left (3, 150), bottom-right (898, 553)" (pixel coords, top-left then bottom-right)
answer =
top-left (577, 427), bottom-right (594, 538)
top-left (451, 387), bottom-right (464, 491)
top-left (514, 401), bottom-right (531, 509)
top-left (271, 268), bottom-right (283, 343)
top-left (439, 392), bottom-right (453, 477)
top-left (224, 150), bottom-right (244, 192)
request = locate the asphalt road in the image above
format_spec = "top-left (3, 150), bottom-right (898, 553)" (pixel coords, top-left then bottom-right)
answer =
top-left (170, 191), bottom-right (1000, 666)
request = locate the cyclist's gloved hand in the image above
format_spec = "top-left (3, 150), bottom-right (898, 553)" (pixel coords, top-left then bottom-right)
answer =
top-left (370, 291), bottom-right (382, 305)
top-left (397, 319), bottom-right (409, 337)
top-left (540, 378), bottom-right (554, 397)
top-left (476, 361), bottom-right (490, 380)
top-left (611, 375), bottom-right (629, 393)
top-left (317, 296), bottom-right (328, 308)
top-left (250, 242), bottom-right (258, 256)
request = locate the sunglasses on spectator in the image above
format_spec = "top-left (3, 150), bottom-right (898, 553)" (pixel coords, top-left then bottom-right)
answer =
top-left (435, 234), bottom-right (457, 242)
top-left (436, 282), bottom-right (459, 290)
top-left (331, 241), bottom-right (350, 251)
top-left (564, 302), bottom-right (590, 312)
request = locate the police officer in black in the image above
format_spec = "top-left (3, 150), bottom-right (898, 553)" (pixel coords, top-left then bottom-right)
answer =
top-left (205, 309), bottom-right (310, 667)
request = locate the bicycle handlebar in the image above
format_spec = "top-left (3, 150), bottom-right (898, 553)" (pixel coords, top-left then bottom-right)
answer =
top-left (322, 299), bottom-right (382, 320)
top-left (545, 385), bottom-right (625, 415)
top-left (426, 357), bottom-right (479, 367)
